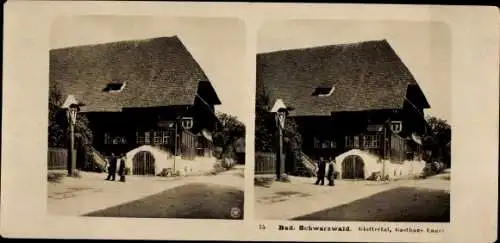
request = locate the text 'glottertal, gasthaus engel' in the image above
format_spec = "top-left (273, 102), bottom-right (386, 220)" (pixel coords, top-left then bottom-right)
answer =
top-left (270, 224), bottom-right (444, 233)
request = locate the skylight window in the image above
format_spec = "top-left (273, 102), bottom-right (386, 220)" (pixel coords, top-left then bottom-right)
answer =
top-left (312, 86), bottom-right (335, 97)
top-left (103, 82), bottom-right (126, 93)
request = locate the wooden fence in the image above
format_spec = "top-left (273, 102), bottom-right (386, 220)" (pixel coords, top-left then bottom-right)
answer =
top-left (255, 152), bottom-right (281, 175)
top-left (48, 148), bottom-right (67, 170)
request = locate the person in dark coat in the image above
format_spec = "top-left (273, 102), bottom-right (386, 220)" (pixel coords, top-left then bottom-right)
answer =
top-left (315, 157), bottom-right (326, 185)
top-left (118, 153), bottom-right (126, 182)
top-left (105, 153), bottom-right (117, 181)
top-left (327, 157), bottom-right (335, 186)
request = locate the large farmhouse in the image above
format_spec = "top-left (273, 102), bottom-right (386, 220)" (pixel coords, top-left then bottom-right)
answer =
top-left (50, 36), bottom-right (221, 175)
top-left (257, 39), bottom-right (430, 180)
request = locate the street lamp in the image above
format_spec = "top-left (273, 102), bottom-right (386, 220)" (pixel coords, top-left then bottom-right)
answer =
top-left (181, 117), bottom-right (194, 130)
top-left (61, 95), bottom-right (83, 177)
top-left (270, 99), bottom-right (291, 181)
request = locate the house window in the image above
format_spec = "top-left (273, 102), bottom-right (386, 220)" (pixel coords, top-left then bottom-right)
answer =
top-left (345, 136), bottom-right (360, 148)
top-left (313, 136), bottom-right (336, 149)
top-left (312, 86), bottom-right (335, 97)
top-left (362, 135), bottom-right (381, 148)
top-left (136, 131), bottom-right (172, 145)
top-left (162, 131), bottom-right (170, 144)
top-left (112, 137), bottom-right (127, 145)
top-left (103, 82), bottom-right (126, 93)
top-left (144, 132), bottom-right (151, 144)
top-left (153, 131), bottom-right (162, 144)
top-left (136, 132), bottom-right (143, 144)
top-left (104, 132), bottom-right (111, 145)
top-left (104, 132), bottom-right (126, 145)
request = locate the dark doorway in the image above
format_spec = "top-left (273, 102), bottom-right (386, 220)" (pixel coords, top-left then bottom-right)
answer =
top-left (132, 151), bottom-right (156, 175)
top-left (342, 155), bottom-right (365, 179)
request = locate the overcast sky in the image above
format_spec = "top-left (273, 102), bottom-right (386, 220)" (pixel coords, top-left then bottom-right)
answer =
top-left (51, 15), bottom-right (248, 123)
top-left (258, 19), bottom-right (452, 123)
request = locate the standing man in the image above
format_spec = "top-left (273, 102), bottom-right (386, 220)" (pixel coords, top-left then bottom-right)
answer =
top-left (118, 153), bottom-right (126, 182)
top-left (327, 157), bottom-right (336, 186)
top-left (105, 153), bottom-right (117, 181)
top-left (315, 157), bottom-right (326, 185)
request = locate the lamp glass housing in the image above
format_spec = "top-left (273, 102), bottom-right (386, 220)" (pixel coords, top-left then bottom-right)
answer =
top-left (67, 107), bottom-right (78, 125)
top-left (181, 117), bottom-right (193, 130)
top-left (277, 111), bottom-right (286, 129)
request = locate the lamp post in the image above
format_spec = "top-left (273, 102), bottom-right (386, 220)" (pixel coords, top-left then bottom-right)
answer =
top-left (62, 95), bottom-right (82, 177)
top-left (270, 99), bottom-right (289, 181)
top-left (170, 116), bottom-right (193, 172)
top-left (276, 110), bottom-right (287, 180)
top-left (180, 116), bottom-right (193, 160)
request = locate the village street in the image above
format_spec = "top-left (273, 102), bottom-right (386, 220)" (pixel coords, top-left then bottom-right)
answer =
top-left (47, 165), bottom-right (244, 219)
top-left (255, 170), bottom-right (450, 222)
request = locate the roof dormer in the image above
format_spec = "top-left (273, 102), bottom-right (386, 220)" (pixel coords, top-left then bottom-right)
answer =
top-left (103, 81), bottom-right (127, 93)
top-left (312, 86), bottom-right (335, 97)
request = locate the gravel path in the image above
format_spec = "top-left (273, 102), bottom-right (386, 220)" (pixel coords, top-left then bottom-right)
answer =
top-left (84, 183), bottom-right (244, 219)
top-left (47, 165), bottom-right (244, 216)
top-left (255, 172), bottom-right (450, 221)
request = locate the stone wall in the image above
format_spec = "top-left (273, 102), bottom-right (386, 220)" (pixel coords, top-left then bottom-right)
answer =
top-left (335, 149), bottom-right (426, 180)
top-left (384, 159), bottom-right (426, 180)
top-left (125, 145), bottom-right (217, 176)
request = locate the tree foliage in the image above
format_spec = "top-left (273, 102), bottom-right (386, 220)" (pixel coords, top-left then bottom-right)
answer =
top-left (48, 82), bottom-right (66, 147)
top-left (283, 117), bottom-right (302, 152)
top-left (423, 116), bottom-right (451, 166)
top-left (48, 82), bottom-right (93, 152)
top-left (255, 91), bottom-right (276, 152)
top-left (426, 116), bottom-right (451, 145)
top-left (255, 90), bottom-right (302, 153)
top-left (212, 112), bottom-right (246, 159)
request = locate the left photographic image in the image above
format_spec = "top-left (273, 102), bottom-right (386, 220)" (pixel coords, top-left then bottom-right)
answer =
top-left (47, 15), bottom-right (247, 220)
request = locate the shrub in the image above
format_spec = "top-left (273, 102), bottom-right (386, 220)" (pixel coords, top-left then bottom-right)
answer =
top-left (47, 172), bottom-right (65, 183)
top-left (438, 162), bottom-right (446, 173)
top-left (156, 168), bottom-right (179, 177)
top-left (333, 171), bottom-right (340, 180)
top-left (183, 164), bottom-right (191, 174)
top-left (367, 171), bottom-right (382, 181)
top-left (422, 162), bottom-right (446, 178)
top-left (124, 167), bottom-right (131, 175)
top-left (254, 176), bottom-right (274, 187)
top-left (92, 163), bottom-right (106, 173)
top-left (209, 161), bottom-right (227, 175)
top-left (157, 168), bottom-right (169, 177)
top-left (207, 157), bottom-right (240, 176)
top-left (278, 174), bottom-right (291, 183)
top-left (221, 157), bottom-right (235, 170)
top-left (71, 170), bottom-right (81, 178)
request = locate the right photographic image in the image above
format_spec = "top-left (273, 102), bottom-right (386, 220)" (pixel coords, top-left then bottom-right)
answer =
top-left (254, 19), bottom-right (451, 222)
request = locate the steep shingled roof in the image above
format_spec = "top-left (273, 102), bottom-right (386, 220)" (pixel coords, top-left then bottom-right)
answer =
top-left (256, 39), bottom-right (430, 117)
top-left (50, 36), bottom-right (221, 112)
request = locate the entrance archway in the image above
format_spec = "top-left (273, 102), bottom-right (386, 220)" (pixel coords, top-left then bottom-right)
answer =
top-left (132, 151), bottom-right (156, 175)
top-left (342, 155), bottom-right (365, 179)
